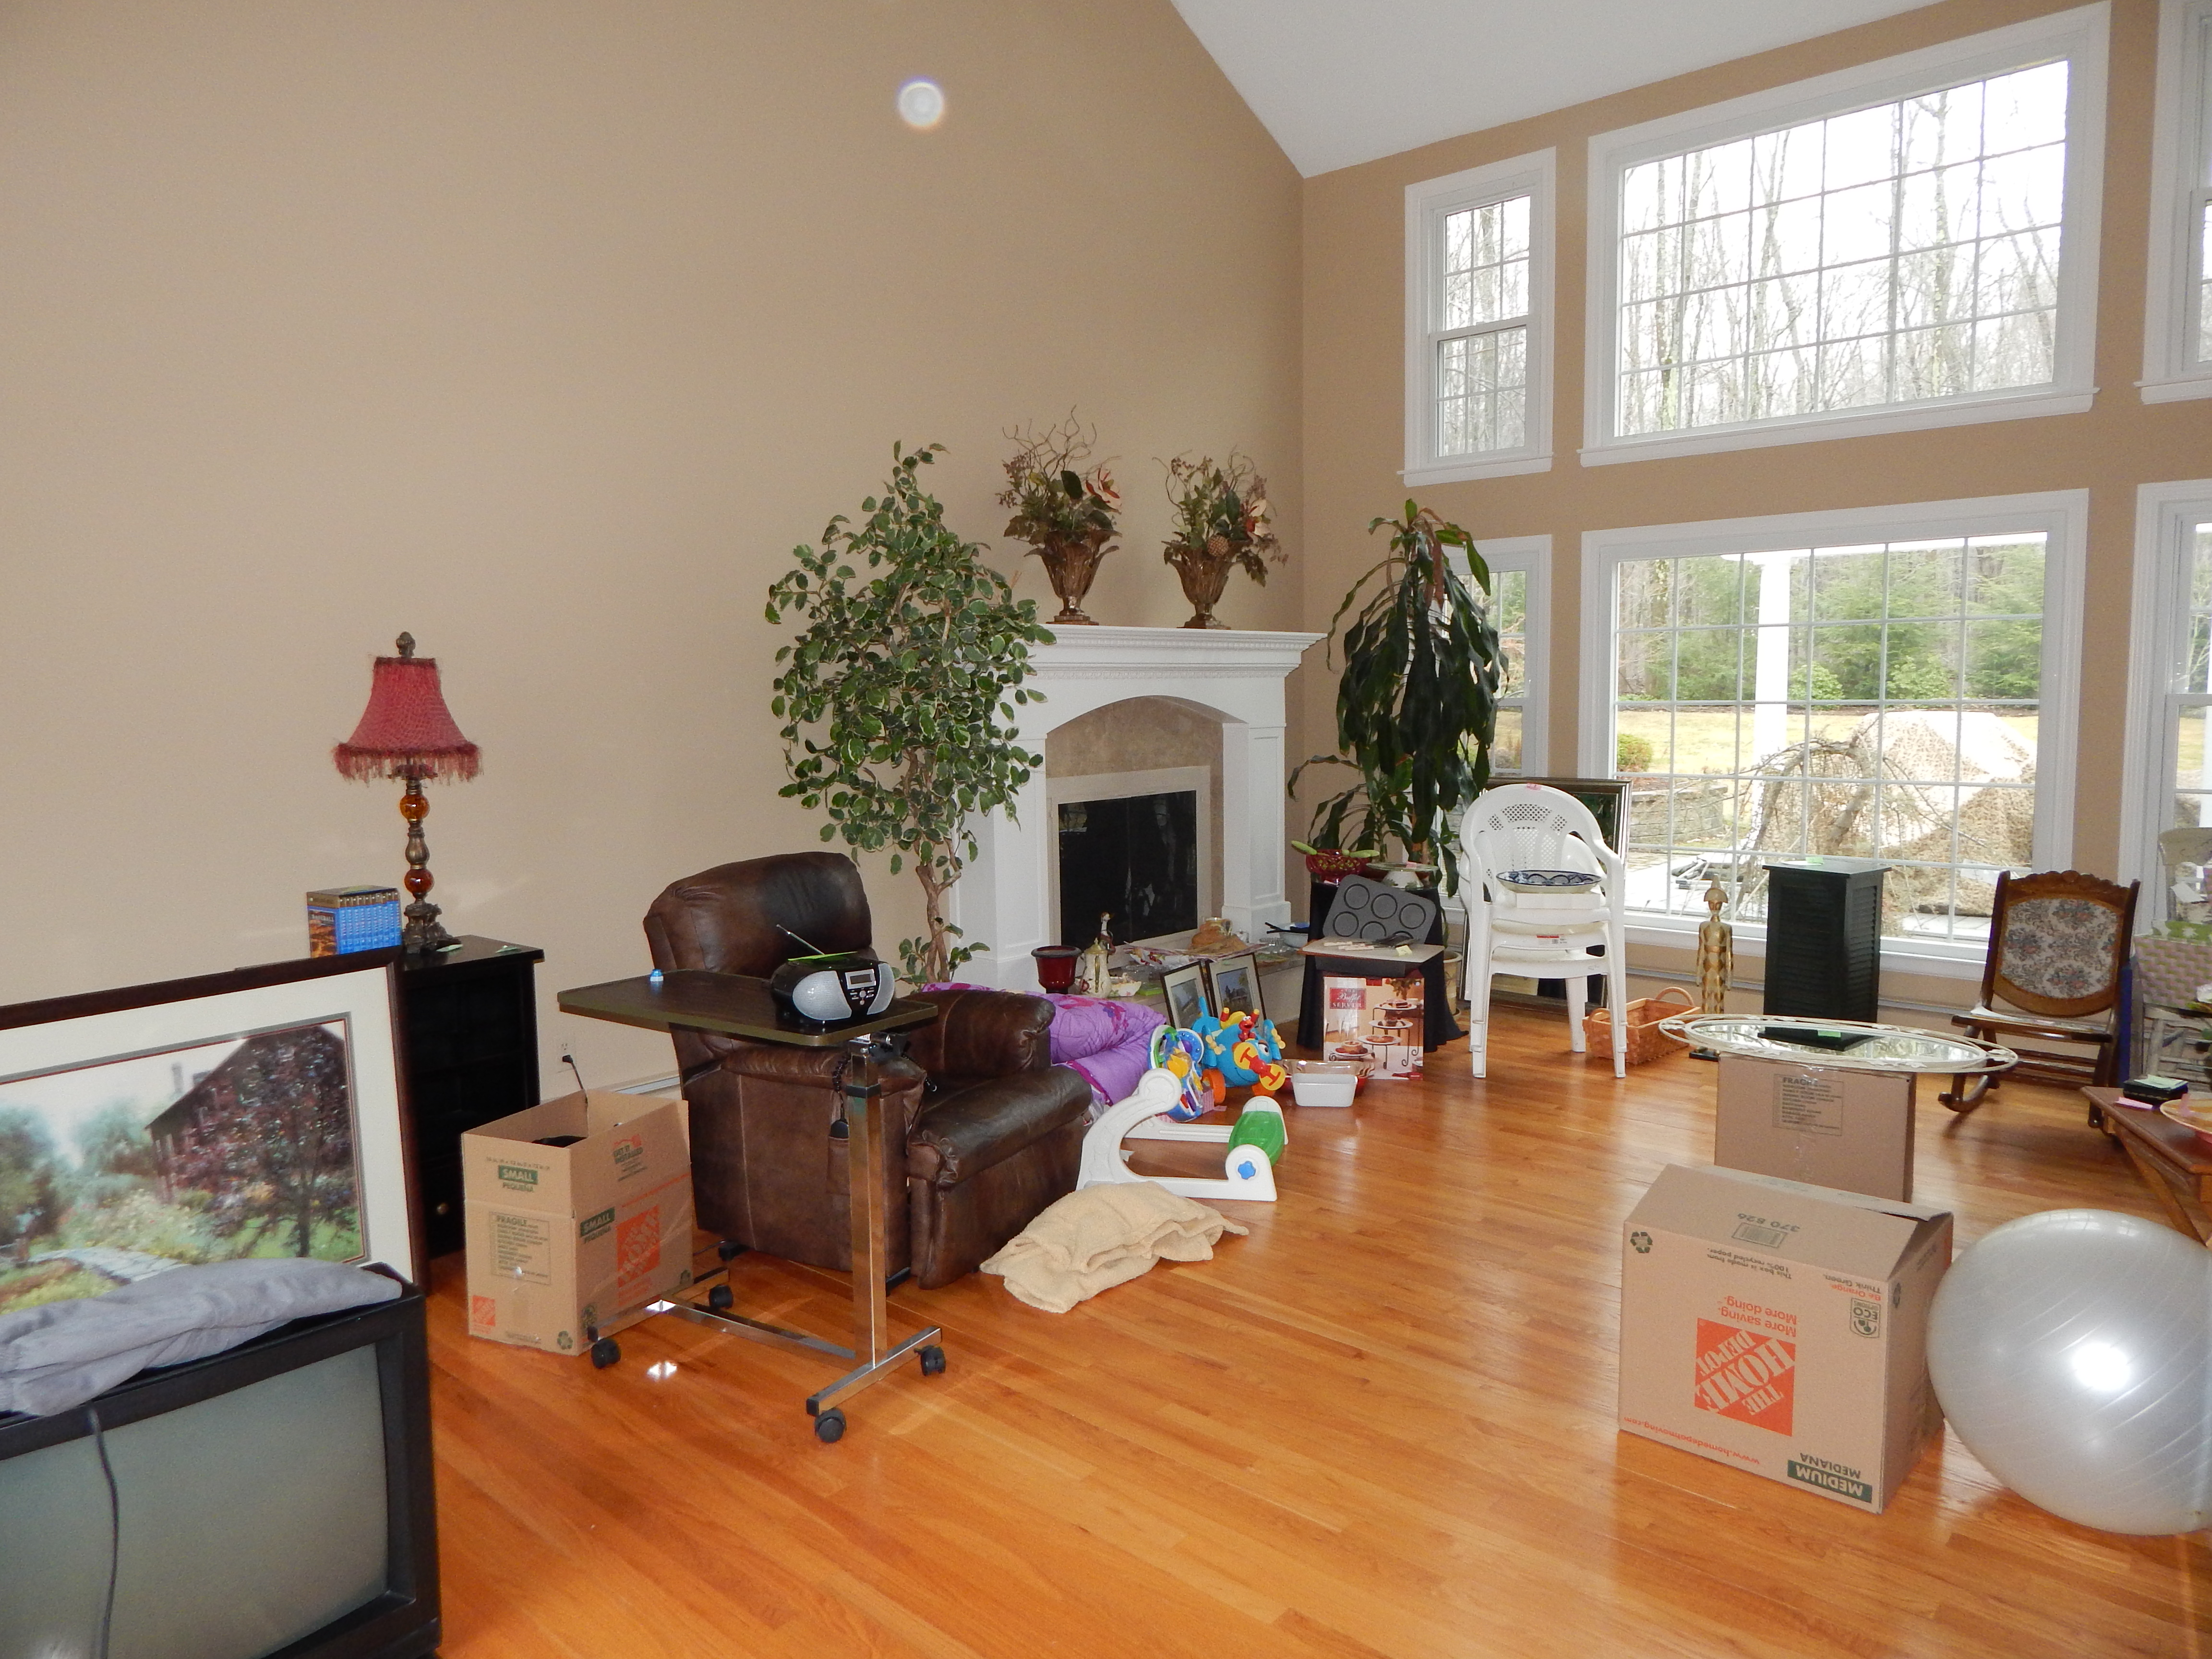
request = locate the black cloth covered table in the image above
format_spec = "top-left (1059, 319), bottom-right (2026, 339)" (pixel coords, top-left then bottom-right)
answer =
top-left (1296, 946), bottom-right (1462, 1053)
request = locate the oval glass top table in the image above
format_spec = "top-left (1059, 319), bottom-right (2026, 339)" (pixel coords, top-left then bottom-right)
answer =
top-left (1656, 1017), bottom-right (2016, 1201)
top-left (1657, 1016), bottom-right (2017, 1075)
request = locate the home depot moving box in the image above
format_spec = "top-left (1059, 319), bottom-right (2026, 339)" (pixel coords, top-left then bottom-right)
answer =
top-left (1618, 1163), bottom-right (1951, 1513)
top-left (462, 1090), bottom-right (694, 1356)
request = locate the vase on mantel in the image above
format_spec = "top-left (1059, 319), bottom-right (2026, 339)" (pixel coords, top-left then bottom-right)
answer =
top-left (1165, 544), bottom-right (1235, 629)
top-left (1032, 537), bottom-right (1109, 625)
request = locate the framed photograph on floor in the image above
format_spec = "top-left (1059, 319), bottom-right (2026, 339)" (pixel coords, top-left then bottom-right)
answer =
top-left (1206, 952), bottom-right (1264, 1020)
top-left (0, 953), bottom-right (417, 1314)
top-left (1161, 962), bottom-right (1213, 1030)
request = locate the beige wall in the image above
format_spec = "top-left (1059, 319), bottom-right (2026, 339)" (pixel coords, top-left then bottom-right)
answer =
top-left (1299, 0), bottom-right (2212, 1008)
top-left (0, 0), bottom-right (1302, 1083)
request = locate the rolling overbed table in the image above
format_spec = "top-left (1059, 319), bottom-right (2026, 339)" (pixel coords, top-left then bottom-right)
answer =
top-left (556, 970), bottom-right (942, 1442)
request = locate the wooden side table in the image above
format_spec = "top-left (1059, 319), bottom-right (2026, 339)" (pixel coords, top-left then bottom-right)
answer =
top-left (557, 970), bottom-right (943, 1442)
top-left (2083, 1087), bottom-right (2212, 1246)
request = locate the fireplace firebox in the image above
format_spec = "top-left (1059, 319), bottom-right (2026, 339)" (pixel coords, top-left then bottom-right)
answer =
top-left (1057, 791), bottom-right (1199, 946)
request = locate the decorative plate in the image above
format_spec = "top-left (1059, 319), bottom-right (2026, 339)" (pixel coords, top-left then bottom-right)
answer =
top-left (1500, 868), bottom-right (1601, 892)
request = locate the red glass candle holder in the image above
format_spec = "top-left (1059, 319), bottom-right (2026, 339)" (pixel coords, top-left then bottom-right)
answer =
top-left (1032, 946), bottom-right (1080, 993)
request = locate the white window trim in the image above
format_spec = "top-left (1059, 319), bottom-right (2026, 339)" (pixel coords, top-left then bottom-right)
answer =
top-left (2119, 479), bottom-right (2212, 893)
top-left (1581, 4), bottom-right (2109, 467)
top-left (2141, 1), bottom-right (2212, 401)
top-left (1451, 534), bottom-right (1551, 777)
top-left (1578, 490), bottom-right (2088, 977)
top-left (1403, 149), bottom-right (1555, 486)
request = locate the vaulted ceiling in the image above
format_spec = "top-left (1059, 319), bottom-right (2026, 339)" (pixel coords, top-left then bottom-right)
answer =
top-left (1168, 0), bottom-right (1942, 177)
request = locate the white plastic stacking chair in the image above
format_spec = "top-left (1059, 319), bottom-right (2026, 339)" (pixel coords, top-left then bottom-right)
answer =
top-left (1458, 783), bottom-right (1628, 1079)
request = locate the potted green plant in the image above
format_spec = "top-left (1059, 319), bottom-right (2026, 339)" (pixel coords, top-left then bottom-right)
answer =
top-left (998, 416), bottom-right (1121, 625)
top-left (767, 442), bottom-right (1054, 984)
top-left (1160, 452), bottom-right (1283, 628)
top-left (1290, 501), bottom-right (1503, 892)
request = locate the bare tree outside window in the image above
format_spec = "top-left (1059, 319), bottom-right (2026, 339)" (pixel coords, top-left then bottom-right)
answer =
top-left (1437, 194), bottom-right (1531, 455)
top-left (1617, 61), bottom-right (2068, 436)
top-left (1612, 534), bottom-right (2046, 945)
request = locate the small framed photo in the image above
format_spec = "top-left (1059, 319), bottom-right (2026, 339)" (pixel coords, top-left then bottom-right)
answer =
top-left (1205, 952), bottom-right (1264, 1020)
top-left (1161, 962), bottom-right (1213, 1030)
top-left (0, 954), bottom-right (418, 1315)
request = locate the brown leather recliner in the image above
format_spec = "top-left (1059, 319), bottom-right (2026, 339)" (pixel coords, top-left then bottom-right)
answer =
top-left (643, 853), bottom-right (1093, 1289)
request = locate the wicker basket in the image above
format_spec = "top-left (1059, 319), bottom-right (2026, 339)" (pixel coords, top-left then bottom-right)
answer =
top-left (1583, 986), bottom-right (1696, 1066)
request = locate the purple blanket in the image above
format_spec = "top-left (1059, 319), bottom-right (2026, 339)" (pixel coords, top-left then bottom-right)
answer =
top-left (924, 986), bottom-right (1165, 1106)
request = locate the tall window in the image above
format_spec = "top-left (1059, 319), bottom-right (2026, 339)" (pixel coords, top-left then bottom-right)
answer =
top-left (2142, 0), bottom-right (2212, 401)
top-left (1452, 535), bottom-right (1550, 778)
top-left (2122, 482), bottom-right (2212, 901)
top-left (1586, 7), bottom-right (2106, 463)
top-left (1440, 196), bottom-right (1530, 455)
top-left (1405, 151), bottom-right (1554, 484)
top-left (1583, 495), bottom-right (2084, 960)
top-left (1489, 565), bottom-right (1530, 774)
top-left (2165, 522), bottom-right (2212, 824)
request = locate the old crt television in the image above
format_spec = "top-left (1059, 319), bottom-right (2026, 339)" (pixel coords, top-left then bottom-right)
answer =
top-left (0, 1286), bottom-right (438, 1659)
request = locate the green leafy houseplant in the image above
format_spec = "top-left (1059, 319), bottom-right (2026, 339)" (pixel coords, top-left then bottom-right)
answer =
top-left (767, 443), bottom-right (1054, 984)
top-left (998, 416), bottom-right (1121, 625)
top-left (1290, 501), bottom-right (1502, 891)
top-left (1160, 452), bottom-right (1284, 628)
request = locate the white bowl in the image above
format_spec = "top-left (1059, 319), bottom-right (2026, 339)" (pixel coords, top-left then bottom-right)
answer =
top-left (1289, 1059), bottom-right (1362, 1108)
top-left (1499, 868), bottom-right (1601, 893)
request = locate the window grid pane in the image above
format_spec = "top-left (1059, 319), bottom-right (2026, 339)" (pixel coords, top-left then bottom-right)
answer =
top-left (1438, 326), bottom-right (1528, 456)
top-left (1616, 60), bottom-right (2069, 437)
top-left (1482, 569), bottom-right (1527, 774)
top-left (1435, 192), bottom-right (1533, 457)
top-left (2198, 200), bottom-right (2212, 363)
top-left (2169, 525), bottom-right (2212, 835)
top-left (1615, 534), bottom-right (2047, 946)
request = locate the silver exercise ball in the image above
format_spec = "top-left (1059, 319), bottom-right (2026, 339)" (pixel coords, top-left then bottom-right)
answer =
top-left (1927, 1209), bottom-right (2212, 1535)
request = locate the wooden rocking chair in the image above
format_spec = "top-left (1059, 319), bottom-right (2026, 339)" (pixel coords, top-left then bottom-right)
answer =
top-left (1940, 869), bottom-right (2139, 1114)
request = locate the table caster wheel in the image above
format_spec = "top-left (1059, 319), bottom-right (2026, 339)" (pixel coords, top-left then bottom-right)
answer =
top-left (707, 1285), bottom-right (734, 1313)
top-left (918, 1345), bottom-right (947, 1377)
top-left (717, 1239), bottom-right (746, 1262)
top-left (813, 1408), bottom-right (847, 1443)
top-left (589, 1337), bottom-right (621, 1369)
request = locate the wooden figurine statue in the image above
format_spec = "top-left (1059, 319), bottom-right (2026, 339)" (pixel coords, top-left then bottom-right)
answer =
top-left (1696, 874), bottom-right (1733, 1016)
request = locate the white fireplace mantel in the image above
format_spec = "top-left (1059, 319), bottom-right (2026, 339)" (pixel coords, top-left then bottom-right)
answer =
top-left (951, 625), bottom-right (1322, 989)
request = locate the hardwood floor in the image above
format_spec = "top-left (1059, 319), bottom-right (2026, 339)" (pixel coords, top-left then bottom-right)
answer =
top-left (425, 1007), bottom-right (2211, 1658)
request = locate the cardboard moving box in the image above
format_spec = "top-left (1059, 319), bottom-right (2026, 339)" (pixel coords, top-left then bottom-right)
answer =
top-left (1619, 1163), bottom-right (1952, 1513)
top-left (1713, 1053), bottom-right (1918, 1201)
top-left (463, 1090), bottom-right (694, 1357)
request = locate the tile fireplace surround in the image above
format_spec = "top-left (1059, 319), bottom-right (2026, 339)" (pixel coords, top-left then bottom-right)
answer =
top-left (951, 625), bottom-right (1322, 990)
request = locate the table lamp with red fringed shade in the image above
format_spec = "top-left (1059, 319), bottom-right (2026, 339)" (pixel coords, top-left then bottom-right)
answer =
top-left (333, 632), bottom-right (480, 954)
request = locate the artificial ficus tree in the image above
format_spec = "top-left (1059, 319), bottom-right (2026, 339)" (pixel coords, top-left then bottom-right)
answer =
top-left (767, 442), bottom-right (1053, 984)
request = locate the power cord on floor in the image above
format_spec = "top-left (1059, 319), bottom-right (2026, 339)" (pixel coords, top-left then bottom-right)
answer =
top-left (86, 1404), bottom-right (119, 1659)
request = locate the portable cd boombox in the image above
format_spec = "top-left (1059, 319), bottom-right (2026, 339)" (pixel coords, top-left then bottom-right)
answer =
top-left (769, 950), bottom-right (895, 1024)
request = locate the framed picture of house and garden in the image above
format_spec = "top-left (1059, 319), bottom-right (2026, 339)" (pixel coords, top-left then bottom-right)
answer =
top-left (0, 953), bottom-right (416, 1313)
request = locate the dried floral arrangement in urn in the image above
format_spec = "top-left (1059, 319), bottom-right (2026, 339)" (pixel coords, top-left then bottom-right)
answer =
top-left (998, 416), bottom-right (1121, 625)
top-left (1160, 452), bottom-right (1283, 628)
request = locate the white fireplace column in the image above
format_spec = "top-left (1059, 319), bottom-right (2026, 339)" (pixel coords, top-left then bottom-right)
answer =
top-left (946, 626), bottom-right (1322, 990)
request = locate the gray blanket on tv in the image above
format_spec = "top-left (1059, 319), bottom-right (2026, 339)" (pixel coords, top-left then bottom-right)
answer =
top-left (0, 1258), bottom-right (402, 1417)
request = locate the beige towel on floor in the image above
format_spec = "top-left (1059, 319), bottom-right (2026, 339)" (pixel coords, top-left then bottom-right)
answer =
top-left (980, 1182), bottom-right (1249, 1313)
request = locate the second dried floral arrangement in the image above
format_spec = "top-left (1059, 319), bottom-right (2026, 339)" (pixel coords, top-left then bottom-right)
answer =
top-left (1160, 452), bottom-right (1283, 629)
top-left (998, 417), bottom-right (1120, 625)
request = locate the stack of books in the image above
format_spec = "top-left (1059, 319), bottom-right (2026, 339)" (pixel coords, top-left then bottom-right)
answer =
top-left (307, 886), bottom-right (402, 956)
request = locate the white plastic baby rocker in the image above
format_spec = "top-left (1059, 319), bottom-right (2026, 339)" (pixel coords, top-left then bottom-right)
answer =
top-left (1077, 1066), bottom-right (1285, 1202)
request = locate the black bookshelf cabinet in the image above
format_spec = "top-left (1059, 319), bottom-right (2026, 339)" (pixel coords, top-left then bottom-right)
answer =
top-left (397, 936), bottom-right (543, 1257)
top-left (1761, 859), bottom-right (1887, 1022)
